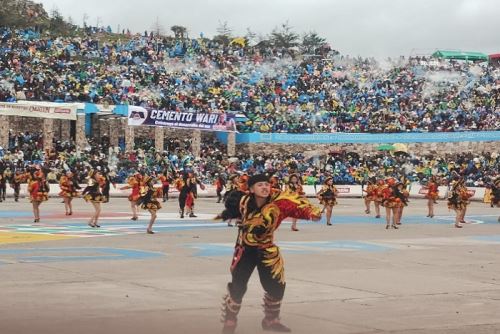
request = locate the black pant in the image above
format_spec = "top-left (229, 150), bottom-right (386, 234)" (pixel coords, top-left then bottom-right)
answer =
top-left (13, 184), bottom-right (20, 200)
top-left (178, 190), bottom-right (188, 210)
top-left (0, 184), bottom-right (6, 200)
top-left (227, 245), bottom-right (286, 303)
top-left (216, 189), bottom-right (222, 202)
top-left (162, 185), bottom-right (169, 200)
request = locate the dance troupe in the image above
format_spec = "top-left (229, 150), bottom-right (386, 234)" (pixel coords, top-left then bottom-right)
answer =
top-left (21, 168), bottom-right (204, 234)
top-left (7, 168), bottom-right (500, 333)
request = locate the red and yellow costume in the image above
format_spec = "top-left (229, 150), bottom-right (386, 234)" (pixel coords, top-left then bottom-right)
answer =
top-left (284, 181), bottom-right (305, 197)
top-left (425, 179), bottom-right (439, 201)
top-left (219, 189), bottom-right (321, 331)
top-left (176, 173), bottom-right (204, 217)
top-left (270, 176), bottom-right (281, 194)
top-left (159, 173), bottom-right (170, 201)
top-left (58, 175), bottom-right (79, 198)
top-left (138, 176), bottom-right (162, 211)
top-left (317, 184), bottom-right (338, 206)
top-left (363, 181), bottom-right (377, 201)
top-left (82, 172), bottom-right (105, 203)
top-left (381, 179), bottom-right (408, 208)
top-left (123, 174), bottom-right (142, 202)
top-left (447, 180), bottom-right (471, 210)
top-left (27, 172), bottom-right (49, 202)
top-left (375, 179), bottom-right (386, 203)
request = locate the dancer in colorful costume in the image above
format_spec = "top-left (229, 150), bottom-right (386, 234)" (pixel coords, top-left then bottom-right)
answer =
top-left (217, 174), bottom-right (321, 334)
top-left (27, 170), bottom-right (49, 223)
top-left (316, 176), bottom-right (338, 226)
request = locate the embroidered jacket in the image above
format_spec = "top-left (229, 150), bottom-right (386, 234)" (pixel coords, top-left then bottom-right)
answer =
top-left (236, 190), bottom-right (321, 248)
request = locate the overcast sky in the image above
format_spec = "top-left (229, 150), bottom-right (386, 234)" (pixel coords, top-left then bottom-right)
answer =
top-left (36, 0), bottom-right (500, 59)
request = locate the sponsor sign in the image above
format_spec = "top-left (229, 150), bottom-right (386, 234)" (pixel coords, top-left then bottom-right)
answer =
top-left (127, 106), bottom-right (236, 132)
top-left (0, 101), bottom-right (77, 120)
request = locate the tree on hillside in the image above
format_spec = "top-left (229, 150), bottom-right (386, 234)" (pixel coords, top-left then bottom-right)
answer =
top-left (171, 25), bottom-right (188, 39)
top-left (48, 6), bottom-right (69, 34)
top-left (216, 20), bottom-right (232, 37)
top-left (245, 27), bottom-right (257, 47)
top-left (270, 21), bottom-right (299, 49)
top-left (301, 31), bottom-right (326, 54)
top-left (213, 20), bottom-right (232, 46)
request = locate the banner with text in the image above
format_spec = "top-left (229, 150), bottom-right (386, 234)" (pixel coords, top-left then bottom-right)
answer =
top-left (127, 106), bottom-right (237, 132)
top-left (0, 101), bottom-right (78, 120)
top-left (217, 130), bottom-right (500, 144)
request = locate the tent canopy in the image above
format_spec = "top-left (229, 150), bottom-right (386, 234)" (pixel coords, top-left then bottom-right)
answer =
top-left (489, 54), bottom-right (500, 60)
top-left (432, 50), bottom-right (489, 62)
top-left (377, 144), bottom-right (395, 151)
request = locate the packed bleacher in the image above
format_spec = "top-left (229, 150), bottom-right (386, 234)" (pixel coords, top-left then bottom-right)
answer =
top-left (1, 27), bottom-right (499, 134)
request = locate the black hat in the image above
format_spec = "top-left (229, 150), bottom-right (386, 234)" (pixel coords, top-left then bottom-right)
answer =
top-left (248, 173), bottom-right (270, 188)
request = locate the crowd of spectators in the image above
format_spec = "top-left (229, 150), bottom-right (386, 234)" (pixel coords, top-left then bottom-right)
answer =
top-left (1, 27), bottom-right (499, 134)
top-left (0, 131), bottom-right (498, 189)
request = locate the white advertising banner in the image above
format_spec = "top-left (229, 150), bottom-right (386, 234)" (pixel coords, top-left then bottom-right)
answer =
top-left (0, 101), bottom-right (78, 120)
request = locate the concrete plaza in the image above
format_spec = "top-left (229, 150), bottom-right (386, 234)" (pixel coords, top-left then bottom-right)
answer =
top-left (1, 197), bottom-right (499, 334)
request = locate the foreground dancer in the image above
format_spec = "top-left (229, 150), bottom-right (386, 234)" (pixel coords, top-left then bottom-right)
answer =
top-left (137, 176), bottom-right (162, 234)
top-left (27, 170), bottom-right (49, 223)
top-left (218, 174), bottom-right (321, 334)
top-left (82, 170), bottom-right (105, 228)
top-left (317, 177), bottom-right (338, 226)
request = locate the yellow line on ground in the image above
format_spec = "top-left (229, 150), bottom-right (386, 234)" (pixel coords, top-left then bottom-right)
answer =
top-left (0, 232), bottom-right (76, 245)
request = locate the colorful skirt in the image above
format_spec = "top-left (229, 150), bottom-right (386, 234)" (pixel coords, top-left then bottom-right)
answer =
top-left (128, 194), bottom-right (140, 202)
top-left (59, 190), bottom-right (79, 199)
top-left (425, 192), bottom-right (439, 200)
top-left (364, 194), bottom-right (377, 201)
top-left (382, 198), bottom-right (405, 208)
top-left (447, 200), bottom-right (468, 211)
top-left (141, 199), bottom-right (162, 211)
top-left (320, 197), bottom-right (337, 206)
top-left (84, 192), bottom-right (105, 203)
top-left (30, 192), bottom-right (48, 202)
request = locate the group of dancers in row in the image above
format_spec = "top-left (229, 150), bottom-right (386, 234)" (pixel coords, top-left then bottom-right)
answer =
top-left (363, 174), bottom-right (500, 228)
top-left (22, 168), bottom-right (204, 234)
top-left (221, 172), bottom-right (407, 229)
top-left (10, 167), bottom-right (500, 232)
top-left (223, 172), bottom-right (500, 230)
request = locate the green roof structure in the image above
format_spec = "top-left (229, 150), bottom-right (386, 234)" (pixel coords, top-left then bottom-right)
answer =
top-left (431, 50), bottom-right (489, 62)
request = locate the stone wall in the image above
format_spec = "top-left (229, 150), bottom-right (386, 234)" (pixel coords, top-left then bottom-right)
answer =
top-left (236, 141), bottom-right (500, 156)
top-left (3, 114), bottom-right (497, 156)
top-left (6, 116), bottom-right (72, 141)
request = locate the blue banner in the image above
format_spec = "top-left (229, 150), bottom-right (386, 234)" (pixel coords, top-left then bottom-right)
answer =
top-left (217, 131), bottom-right (500, 144)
